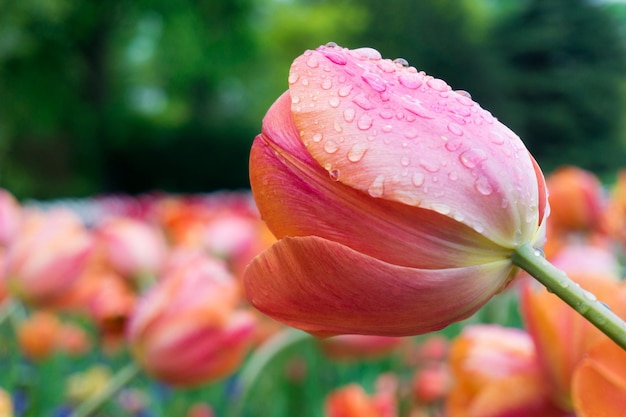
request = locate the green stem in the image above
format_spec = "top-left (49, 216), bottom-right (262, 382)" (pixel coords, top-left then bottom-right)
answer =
top-left (228, 328), bottom-right (311, 417)
top-left (512, 242), bottom-right (626, 351)
top-left (70, 362), bottom-right (141, 417)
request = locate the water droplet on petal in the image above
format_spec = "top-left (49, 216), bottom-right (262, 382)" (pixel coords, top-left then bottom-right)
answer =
top-left (324, 140), bottom-right (339, 154)
top-left (352, 47), bottom-right (382, 60)
top-left (334, 120), bottom-right (343, 133)
top-left (338, 84), bottom-right (353, 97)
top-left (382, 124), bottom-right (393, 133)
top-left (301, 78), bottom-right (309, 86)
top-left (401, 96), bottom-right (435, 119)
top-left (321, 79), bottom-right (332, 90)
top-left (306, 56), bottom-right (319, 68)
top-left (404, 129), bottom-right (418, 139)
top-left (288, 72), bottom-right (299, 84)
top-left (362, 72), bottom-right (387, 92)
top-left (474, 176), bottom-right (493, 196)
top-left (455, 90), bottom-right (472, 99)
top-left (489, 131), bottom-right (505, 145)
top-left (322, 50), bottom-right (347, 65)
top-left (348, 142), bottom-right (368, 162)
top-left (443, 136), bottom-right (462, 152)
top-left (393, 57), bottom-right (409, 67)
top-left (291, 95), bottom-right (301, 104)
top-left (401, 156), bottom-right (410, 167)
top-left (459, 148), bottom-right (487, 169)
top-left (343, 108), bottom-right (355, 122)
top-left (420, 159), bottom-right (440, 173)
top-left (357, 114), bottom-right (373, 130)
top-left (312, 132), bottom-right (323, 143)
top-left (412, 172), bottom-right (425, 187)
top-left (431, 203), bottom-right (451, 215)
top-left (368, 175), bottom-right (385, 197)
top-left (328, 169), bottom-right (340, 181)
top-left (447, 122), bottom-right (464, 136)
top-left (448, 171), bottom-right (458, 181)
top-left (352, 94), bottom-right (375, 110)
top-left (325, 42), bottom-right (339, 48)
top-left (398, 73), bottom-right (423, 89)
top-left (427, 78), bottom-right (451, 92)
top-left (380, 110), bottom-right (393, 119)
top-left (329, 97), bottom-right (340, 108)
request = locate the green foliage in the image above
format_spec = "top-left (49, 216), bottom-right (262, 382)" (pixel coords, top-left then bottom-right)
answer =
top-left (1, 0), bottom-right (626, 198)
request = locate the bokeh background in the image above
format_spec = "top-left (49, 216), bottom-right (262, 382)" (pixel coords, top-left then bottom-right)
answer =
top-left (1, 0), bottom-right (626, 199)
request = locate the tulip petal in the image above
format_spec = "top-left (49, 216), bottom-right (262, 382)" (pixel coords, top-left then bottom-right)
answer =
top-left (288, 45), bottom-right (545, 247)
top-left (572, 339), bottom-right (626, 417)
top-left (252, 92), bottom-right (510, 269)
top-left (244, 236), bottom-right (513, 337)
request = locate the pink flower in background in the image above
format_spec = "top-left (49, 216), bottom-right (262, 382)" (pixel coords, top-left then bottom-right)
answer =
top-left (5, 208), bottom-right (93, 306)
top-left (127, 253), bottom-right (256, 387)
top-left (244, 44), bottom-right (548, 337)
top-left (0, 189), bottom-right (21, 249)
top-left (96, 216), bottom-right (168, 283)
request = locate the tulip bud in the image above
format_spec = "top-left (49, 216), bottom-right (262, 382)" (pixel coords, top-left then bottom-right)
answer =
top-left (127, 254), bottom-right (256, 387)
top-left (5, 208), bottom-right (93, 307)
top-left (244, 44), bottom-right (547, 337)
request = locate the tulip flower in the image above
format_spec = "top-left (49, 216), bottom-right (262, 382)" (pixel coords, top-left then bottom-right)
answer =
top-left (325, 382), bottom-right (397, 417)
top-left (96, 216), bottom-right (167, 284)
top-left (245, 43), bottom-right (548, 337)
top-left (446, 325), bottom-right (570, 417)
top-left (0, 189), bottom-right (21, 248)
top-left (5, 208), bottom-right (93, 307)
top-left (127, 253), bottom-right (256, 387)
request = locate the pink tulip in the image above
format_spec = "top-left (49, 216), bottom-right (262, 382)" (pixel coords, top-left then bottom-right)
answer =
top-left (244, 44), bottom-right (548, 337)
top-left (5, 208), bottom-right (93, 306)
top-left (0, 189), bottom-right (21, 248)
top-left (96, 216), bottom-right (168, 282)
top-left (127, 253), bottom-right (256, 387)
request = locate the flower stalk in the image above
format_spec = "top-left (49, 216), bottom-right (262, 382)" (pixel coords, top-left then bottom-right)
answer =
top-left (512, 242), bottom-right (626, 350)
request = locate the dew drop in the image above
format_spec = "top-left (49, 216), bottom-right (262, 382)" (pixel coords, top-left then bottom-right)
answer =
top-left (427, 78), bottom-right (451, 92)
top-left (329, 97), bottom-right (340, 108)
top-left (459, 148), bottom-right (487, 169)
top-left (328, 169), bottom-right (340, 181)
top-left (401, 156), bottom-right (410, 167)
top-left (382, 124), bottom-right (393, 133)
top-left (325, 41), bottom-right (338, 48)
top-left (379, 110), bottom-right (393, 119)
top-left (306, 55), bottom-right (319, 68)
top-left (352, 47), bottom-right (382, 60)
top-left (288, 72), bottom-right (299, 84)
top-left (398, 73), bottom-right (423, 89)
top-left (338, 84), bottom-right (353, 97)
top-left (312, 132), bottom-right (323, 143)
top-left (448, 171), bottom-right (458, 181)
top-left (401, 96), bottom-right (435, 119)
top-left (377, 60), bottom-right (397, 73)
top-left (343, 108), bottom-right (355, 123)
top-left (361, 72), bottom-right (387, 92)
top-left (321, 79), bottom-right (332, 90)
top-left (357, 114), bottom-right (373, 130)
top-left (489, 131), bottom-right (505, 145)
top-left (324, 140), bottom-right (339, 154)
top-left (412, 172), bottom-right (425, 187)
top-left (368, 175), bottom-right (385, 197)
top-left (455, 90), bottom-right (472, 99)
top-left (393, 57), bottom-right (409, 68)
top-left (420, 159), bottom-right (440, 173)
top-left (301, 78), bottom-right (309, 86)
top-left (291, 95), bottom-right (301, 104)
top-left (443, 136), bottom-right (462, 152)
top-left (474, 177), bottom-right (493, 196)
top-left (348, 142), bottom-right (368, 162)
top-left (352, 94), bottom-right (375, 110)
top-left (322, 50), bottom-right (347, 65)
top-left (447, 122), bottom-right (464, 136)
top-left (404, 129), bottom-right (418, 139)
top-left (333, 120), bottom-right (343, 133)
top-left (448, 105), bottom-right (472, 117)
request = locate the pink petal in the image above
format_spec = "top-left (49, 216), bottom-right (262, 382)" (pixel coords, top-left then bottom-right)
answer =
top-left (244, 236), bottom-right (513, 337)
top-left (288, 45), bottom-right (545, 247)
top-left (252, 92), bottom-right (509, 269)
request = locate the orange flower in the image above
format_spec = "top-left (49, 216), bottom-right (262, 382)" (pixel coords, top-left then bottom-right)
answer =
top-left (127, 253), bottom-right (256, 386)
top-left (17, 311), bottom-right (62, 360)
top-left (604, 169), bottom-right (626, 248)
top-left (325, 383), bottom-right (396, 417)
top-left (571, 338), bottom-right (626, 417)
top-left (446, 325), bottom-right (569, 417)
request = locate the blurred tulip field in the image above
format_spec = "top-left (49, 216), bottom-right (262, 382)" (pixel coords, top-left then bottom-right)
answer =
top-left (3, 0), bottom-right (626, 417)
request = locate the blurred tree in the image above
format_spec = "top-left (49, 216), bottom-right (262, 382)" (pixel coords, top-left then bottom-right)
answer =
top-left (487, 0), bottom-right (626, 175)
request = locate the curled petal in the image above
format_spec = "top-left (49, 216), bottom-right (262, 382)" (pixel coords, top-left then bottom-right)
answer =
top-left (244, 236), bottom-right (513, 337)
top-left (572, 339), bottom-right (626, 417)
top-left (288, 45), bottom-right (546, 247)
top-left (252, 93), bottom-right (509, 269)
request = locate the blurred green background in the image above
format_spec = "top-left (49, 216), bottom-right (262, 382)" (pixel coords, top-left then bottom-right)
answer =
top-left (1, 0), bottom-right (625, 200)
